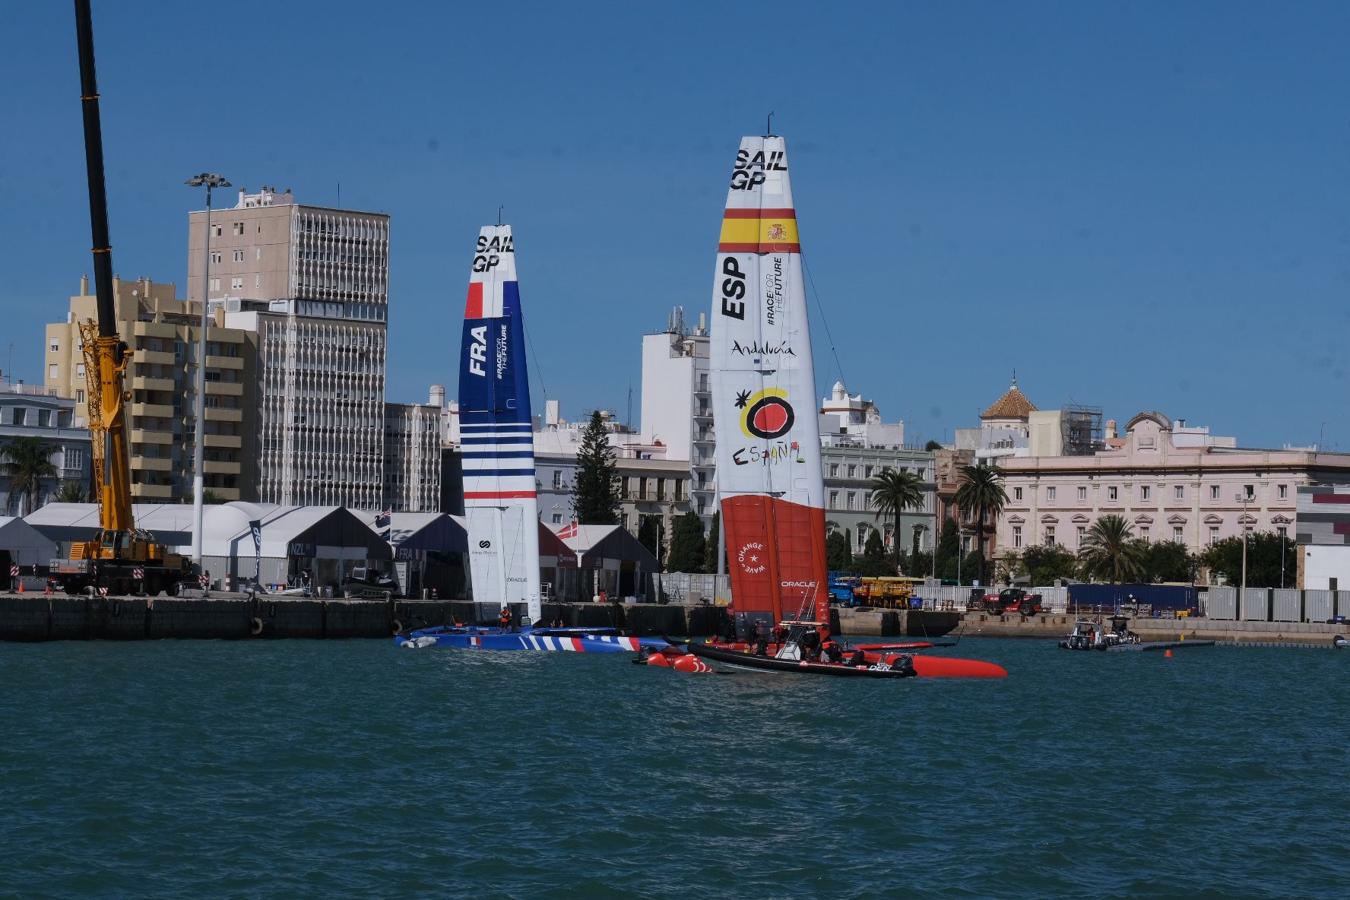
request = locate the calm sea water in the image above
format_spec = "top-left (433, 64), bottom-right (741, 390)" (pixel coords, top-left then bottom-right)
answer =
top-left (2, 637), bottom-right (1347, 898)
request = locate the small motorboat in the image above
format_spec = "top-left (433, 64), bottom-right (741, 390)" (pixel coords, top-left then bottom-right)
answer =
top-left (1060, 616), bottom-right (1140, 651)
top-left (1333, 635), bottom-right (1348, 650)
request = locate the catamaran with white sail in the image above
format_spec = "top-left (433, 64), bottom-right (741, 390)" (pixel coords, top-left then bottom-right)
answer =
top-left (688, 134), bottom-right (1005, 678)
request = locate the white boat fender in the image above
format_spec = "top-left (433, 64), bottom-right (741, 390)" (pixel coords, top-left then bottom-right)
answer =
top-left (250, 616), bottom-right (264, 637)
top-left (391, 618), bottom-right (404, 635)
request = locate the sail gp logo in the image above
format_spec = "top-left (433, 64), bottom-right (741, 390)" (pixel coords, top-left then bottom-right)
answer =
top-left (738, 542), bottom-right (766, 575)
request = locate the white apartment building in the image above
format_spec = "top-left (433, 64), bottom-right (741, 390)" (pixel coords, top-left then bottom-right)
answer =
top-left (197, 186), bottom-right (392, 508)
top-left (383, 394), bottom-right (442, 512)
top-left (640, 308), bottom-right (714, 522)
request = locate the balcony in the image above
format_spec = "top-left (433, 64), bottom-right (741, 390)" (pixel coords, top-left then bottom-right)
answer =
top-left (206, 355), bottom-right (244, 370)
top-left (131, 375), bottom-right (174, 392)
top-left (131, 457), bottom-right (172, 472)
top-left (205, 407), bottom-right (242, 422)
top-left (132, 483), bottom-right (174, 499)
top-left (132, 322), bottom-right (176, 339)
top-left (205, 485), bottom-right (241, 501)
top-left (204, 460), bottom-right (240, 475)
top-left (130, 428), bottom-right (173, 445)
top-left (204, 433), bottom-right (242, 449)
top-left (131, 402), bottom-right (174, 418)
top-left (205, 380), bottom-right (244, 396)
top-left (136, 350), bottom-right (175, 366)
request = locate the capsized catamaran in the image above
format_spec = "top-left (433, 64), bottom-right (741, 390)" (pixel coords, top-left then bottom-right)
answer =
top-left (687, 134), bottom-right (1004, 679)
top-left (397, 225), bottom-right (666, 653)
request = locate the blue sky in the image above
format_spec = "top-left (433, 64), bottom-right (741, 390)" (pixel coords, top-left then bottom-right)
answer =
top-left (3, 1), bottom-right (1348, 450)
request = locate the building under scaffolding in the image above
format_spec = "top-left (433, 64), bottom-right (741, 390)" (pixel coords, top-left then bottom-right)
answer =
top-left (1062, 405), bottom-right (1104, 456)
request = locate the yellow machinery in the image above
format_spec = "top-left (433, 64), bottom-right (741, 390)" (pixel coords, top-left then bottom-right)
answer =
top-left (852, 577), bottom-right (917, 610)
top-left (50, 1), bottom-right (190, 596)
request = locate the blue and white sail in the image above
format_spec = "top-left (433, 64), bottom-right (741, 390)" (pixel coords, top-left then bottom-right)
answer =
top-left (458, 225), bottom-right (541, 623)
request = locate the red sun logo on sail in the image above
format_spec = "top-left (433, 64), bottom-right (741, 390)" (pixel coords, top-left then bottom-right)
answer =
top-left (734, 388), bottom-right (795, 440)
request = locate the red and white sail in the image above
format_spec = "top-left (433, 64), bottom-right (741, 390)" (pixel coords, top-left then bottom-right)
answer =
top-left (709, 136), bottom-right (828, 629)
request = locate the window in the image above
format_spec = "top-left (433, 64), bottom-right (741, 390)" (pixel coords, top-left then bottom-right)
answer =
top-left (864, 466), bottom-right (873, 478)
top-left (65, 448), bottom-right (84, 469)
top-left (1278, 484), bottom-right (1288, 500)
top-left (1209, 526), bottom-right (1219, 545)
top-left (213, 224), bottom-right (222, 237)
top-left (1077, 486), bottom-right (1086, 502)
top-left (1076, 525), bottom-right (1086, 546)
top-left (76, 363), bottom-right (85, 378)
top-left (1174, 485), bottom-right (1185, 501)
top-left (638, 477), bottom-right (648, 500)
top-left (48, 364), bottom-right (58, 381)
top-left (1210, 485), bottom-right (1220, 500)
top-left (551, 470), bottom-right (562, 490)
top-left (1140, 485), bottom-right (1151, 501)
top-left (1139, 526), bottom-right (1150, 542)
top-left (551, 512), bottom-right (562, 524)
top-left (1013, 526), bottom-right (1023, 548)
top-left (847, 465), bottom-right (857, 479)
top-left (1044, 527), bottom-right (1056, 546)
top-left (1173, 526), bottom-right (1183, 542)
top-left (232, 222), bottom-right (244, 235)
top-left (256, 248), bottom-right (262, 261)
top-left (230, 277), bottom-right (243, 290)
top-left (49, 338), bottom-right (59, 352)
top-left (847, 491), bottom-right (856, 510)
top-left (829, 464), bottom-right (839, 477)
top-left (829, 490), bottom-right (838, 508)
top-left (656, 478), bottom-right (666, 500)
top-left (232, 249), bottom-right (245, 262)
top-left (209, 278), bottom-right (220, 292)
top-left (1047, 486), bottom-right (1056, 502)
top-left (674, 480), bottom-right (684, 501)
top-left (210, 251), bottom-right (222, 264)
top-left (856, 525), bottom-right (868, 550)
top-left (12, 408), bottom-right (26, 425)
top-left (75, 389), bottom-right (85, 404)
top-left (255, 274), bottom-right (262, 289)
top-left (1108, 486), bottom-right (1118, 501)
top-left (1277, 525), bottom-right (1288, 541)
top-left (1014, 487), bottom-right (1023, 501)
top-left (1243, 484), bottom-right (1254, 500)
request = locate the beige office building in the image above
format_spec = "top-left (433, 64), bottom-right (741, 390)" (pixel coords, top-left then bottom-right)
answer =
top-left (190, 186), bottom-right (392, 508)
top-left (383, 395), bottom-right (442, 513)
top-left (43, 276), bottom-right (258, 502)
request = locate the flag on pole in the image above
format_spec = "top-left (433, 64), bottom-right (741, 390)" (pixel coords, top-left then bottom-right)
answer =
top-left (375, 507), bottom-right (392, 541)
top-left (557, 520), bottom-right (580, 540)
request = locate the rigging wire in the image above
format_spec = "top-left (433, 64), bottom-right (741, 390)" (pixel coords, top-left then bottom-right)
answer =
top-left (523, 318), bottom-right (549, 403)
top-left (800, 254), bottom-right (848, 391)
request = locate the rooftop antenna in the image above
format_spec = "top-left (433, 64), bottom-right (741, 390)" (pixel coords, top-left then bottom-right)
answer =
top-left (766, 110), bottom-right (775, 136)
top-left (497, 205), bottom-right (503, 226)
top-left (336, 180), bottom-right (340, 207)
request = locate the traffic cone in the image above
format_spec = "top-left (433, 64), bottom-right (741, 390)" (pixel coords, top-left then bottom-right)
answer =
top-left (16, 579), bottom-right (23, 593)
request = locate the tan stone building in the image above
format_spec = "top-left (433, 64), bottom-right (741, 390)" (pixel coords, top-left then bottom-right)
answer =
top-left (43, 276), bottom-right (258, 502)
top-left (189, 186), bottom-right (393, 509)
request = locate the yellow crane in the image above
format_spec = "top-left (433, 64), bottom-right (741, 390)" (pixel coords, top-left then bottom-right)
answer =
top-left (50, 0), bottom-right (191, 596)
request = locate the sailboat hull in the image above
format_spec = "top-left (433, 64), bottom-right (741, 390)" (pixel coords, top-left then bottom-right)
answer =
top-left (395, 626), bottom-right (669, 653)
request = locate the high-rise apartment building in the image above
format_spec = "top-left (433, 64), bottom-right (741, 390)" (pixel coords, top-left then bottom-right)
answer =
top-left (194, 186), bottom-right (391, 508)
top-left (640, 308), bottom-right (714, 522)
top-left (44, 276), bottom-right (258, 502)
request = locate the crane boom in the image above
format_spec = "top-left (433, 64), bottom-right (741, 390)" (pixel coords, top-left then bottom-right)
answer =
top-left (73, 0), bottom-right (134, 535)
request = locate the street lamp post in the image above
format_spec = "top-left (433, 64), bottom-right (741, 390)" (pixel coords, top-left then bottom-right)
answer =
top-left (184, 173), bottom-right (230, 568)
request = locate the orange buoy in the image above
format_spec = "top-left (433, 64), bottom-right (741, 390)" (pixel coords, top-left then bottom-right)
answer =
top-left (645, 652), bottom-right (672, 667)
top-left (672, 654), bottom-right (713, 674)
top-left (1164, 649), bottom-right (1174, 658)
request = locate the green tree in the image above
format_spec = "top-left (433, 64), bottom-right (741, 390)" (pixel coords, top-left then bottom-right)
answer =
top-left (637, 515), bottom-right (664, 566)
top-left (703, 511), bottom-right (723, 573)
top-left (953, 463), bottom-right (1008, 585)
top-left (1078, 514), bottom-right (1145, 583)
top-left (904, 549), bottom-right (933, 577)
top-left (1020, 544), bottom-right (1078, 584)
top-left (571, 411), bottom-right (620, 525)
top-left (1, 437), bottom-right (58, 515)
top-left (1139, 540), bottom-right (1196, 583)
top-left (1201, 531), bottom-right (1295, 588)
top-left (870, 468), bottom-right (924, 560)
top-left (826, 526), bottom-right (853, 571)
top-left (924, 439), bottom-right (943, 451)
top-left (54, 481), bottom-right (87, 503)
top-left (934, 518), bottom-right (960, 581)
top-left (666, 512), bottom-right (706, 573)
top-left (858, 528), bottom-right (888, 576)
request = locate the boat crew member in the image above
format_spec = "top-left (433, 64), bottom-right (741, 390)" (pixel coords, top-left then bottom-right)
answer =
top-left (824, 641), bottom-right (844, 664)
top-left (800, 628), bottom-right (821, 660)
top-left (498, 605), bottom-right (513, 631)
top-left (849, 648), bottom-right (868, 667)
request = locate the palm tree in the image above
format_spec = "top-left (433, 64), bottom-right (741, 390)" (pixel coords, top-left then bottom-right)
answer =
top-left (1078, 514), bottom-right (1145, 583)
top-left (54, 481), bottom-right (86, 503)
top-left (2, 437), bottom-right (58, 515)
top-left (953, 462), bottom-right (1008, 586)
top-left (870, 468), bottom-right (924, 561)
